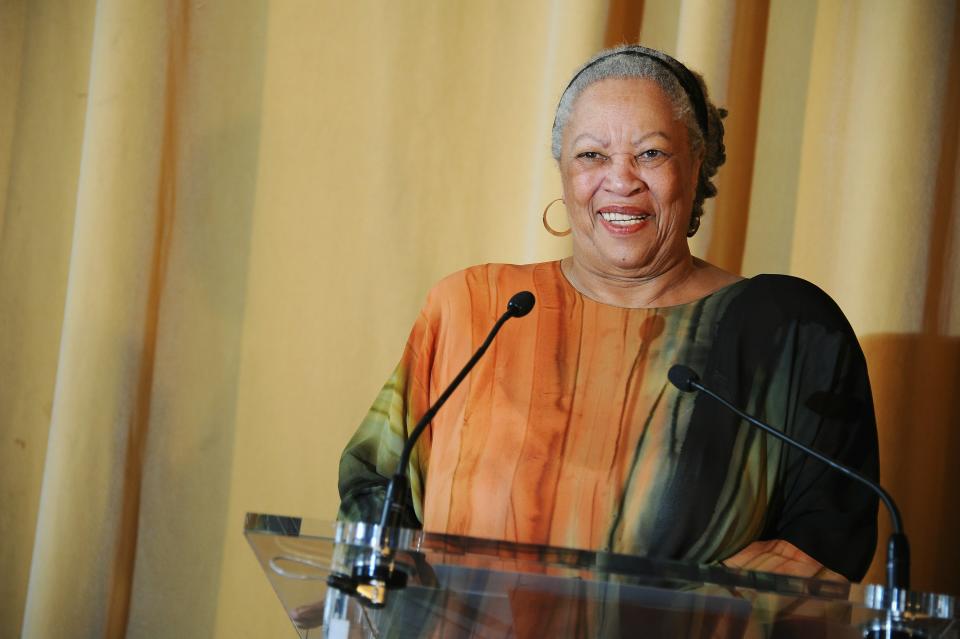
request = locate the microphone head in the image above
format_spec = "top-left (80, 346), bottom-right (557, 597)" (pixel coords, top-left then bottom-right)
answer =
top-left (507, 291), bottom-right (536, 318)
top-left (668, 364), bottom-right (700, 392)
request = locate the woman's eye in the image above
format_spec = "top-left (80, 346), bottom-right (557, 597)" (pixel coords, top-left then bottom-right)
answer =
top-left (639, 149), bottom-right (664, 160)
top-left (576, 151), bottom-right (605, 161)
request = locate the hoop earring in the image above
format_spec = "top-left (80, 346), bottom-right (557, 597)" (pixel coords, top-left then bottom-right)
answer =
top-left (542, 198), bottom-right (571, 237)
top-left (687, 214), bottom-right (702, 238)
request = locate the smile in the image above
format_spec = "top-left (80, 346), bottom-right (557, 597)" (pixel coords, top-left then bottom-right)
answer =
top-left (599, 211), bottom-right (651, 226)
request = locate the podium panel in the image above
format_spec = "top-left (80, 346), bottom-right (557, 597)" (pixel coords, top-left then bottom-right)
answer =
top-left (245, 513), bottom-right (957, 638)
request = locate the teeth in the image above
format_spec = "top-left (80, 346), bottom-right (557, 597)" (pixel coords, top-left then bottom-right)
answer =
top-left (600, 211), bottom-right (649, 224)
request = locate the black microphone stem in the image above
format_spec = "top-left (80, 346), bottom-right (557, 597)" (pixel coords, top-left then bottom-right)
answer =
top-left (377, 294), bottom-right (534, 553)
top-left (671, 366), bottom-right (909, 593)
top-left (399, 311), bottom-right (511, 477)
top-left (691, 380), bottom-right (904, 535)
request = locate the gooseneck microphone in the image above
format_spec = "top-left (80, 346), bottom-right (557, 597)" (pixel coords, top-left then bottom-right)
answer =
top-left (667, 364), bottom-right (910, 596)
top-left (377, 290), bottom-right (536, 546)
top-left (330, 291), bottom-right (536, 607)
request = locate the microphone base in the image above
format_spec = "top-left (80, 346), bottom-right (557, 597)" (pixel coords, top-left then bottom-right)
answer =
top-left (326, 556), bottom-right (409, 608)
top-left (862, 615), bottom-right (926, 638)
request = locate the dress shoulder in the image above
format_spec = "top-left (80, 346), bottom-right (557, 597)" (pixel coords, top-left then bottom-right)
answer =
top-left (431, 263), bottom-right (549, 291)
top-left (735, 274), bottom-right (858, 335)
top-left (424, 262), bottom-right (557, 316)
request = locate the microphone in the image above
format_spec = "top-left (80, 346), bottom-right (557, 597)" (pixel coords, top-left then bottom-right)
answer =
top-left (667, 364), bottom-right (922, 637)
top-left (667, 364), bottom-right (910, 597)
top-left (667, 364), bottom-right (698, 392)
top-left (669, 365), bottom-right (917, 637)
top-left (331, 291), bottom-right (537, 607)
top-left (379, 291), bottom-right (537, 542)
top-left (507, 291), bottom-right (536, 317)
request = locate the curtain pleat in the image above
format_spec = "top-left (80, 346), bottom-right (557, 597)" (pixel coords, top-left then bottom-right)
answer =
top-left (0, 1), bottom-right (957, 637)
top-left (604, 0), bottom-right (645, 46)
top-left (852, 0), bottom-right (960, 590)
top-left (102, 3), bottom-right (188, 636)
top-left (703, 0), bottom-right (769, 273)
top-left (0, 2), bottom-right (96, 638)
top-left (20, 0), bottom-right (174, 636)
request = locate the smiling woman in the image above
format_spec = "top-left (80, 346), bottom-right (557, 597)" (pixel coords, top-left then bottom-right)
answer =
top-left (553, 47), bottom-right (735, 308)
top-left (562, 79), bottom-right (700, 276)
top-left (558, 77), bottom-right (738, 308)
top-left (338, 45), bottom-right (880, 584)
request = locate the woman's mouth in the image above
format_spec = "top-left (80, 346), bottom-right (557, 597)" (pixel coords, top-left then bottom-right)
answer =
top-left (596, 208), bottom-right (652, 234)
top-left (599, 211), bottom-right (651, 226)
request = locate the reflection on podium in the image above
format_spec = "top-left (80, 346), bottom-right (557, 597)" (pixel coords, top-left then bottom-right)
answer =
top-left (245, 514), bottom-right (958, 638)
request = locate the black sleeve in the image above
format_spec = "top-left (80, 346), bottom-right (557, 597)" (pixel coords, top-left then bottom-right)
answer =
top-left (709, 275), bottom-right (879, 581)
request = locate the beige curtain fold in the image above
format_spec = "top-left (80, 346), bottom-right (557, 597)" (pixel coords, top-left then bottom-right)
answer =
top-left (21, 0), bottom-right (176, 635)
top-left (1, 1), bottom-right (957, 637)
top-left (787, 0), bottom-right (960, 589)
top-left (703, 0), bottom-right (768, 273)
top-left (0, 0), bottom-right (96, 635)
top-left (647, 0), bottom-right (960, 592)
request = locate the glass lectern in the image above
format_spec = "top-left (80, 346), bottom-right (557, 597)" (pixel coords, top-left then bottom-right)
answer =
top-left (245, 513), bottom-right (957, 638)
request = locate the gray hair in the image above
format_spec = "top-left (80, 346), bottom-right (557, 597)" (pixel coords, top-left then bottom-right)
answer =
top-left (551, 45), bottom-right (727, 232)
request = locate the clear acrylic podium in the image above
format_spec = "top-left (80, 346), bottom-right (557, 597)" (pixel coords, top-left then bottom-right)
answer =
top-left (245, 513), bottom-right (957, 638)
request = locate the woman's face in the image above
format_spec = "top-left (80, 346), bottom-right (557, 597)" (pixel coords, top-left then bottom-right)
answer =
top-left (559, 77), bottom-right (701, 279)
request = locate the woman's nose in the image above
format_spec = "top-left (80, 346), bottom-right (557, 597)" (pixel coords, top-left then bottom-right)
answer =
top-left (604, 155), bottom-right (646, 195)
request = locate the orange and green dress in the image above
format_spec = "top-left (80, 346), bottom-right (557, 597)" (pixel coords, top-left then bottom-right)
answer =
top-left (338, 261), bottom-right (878, 581)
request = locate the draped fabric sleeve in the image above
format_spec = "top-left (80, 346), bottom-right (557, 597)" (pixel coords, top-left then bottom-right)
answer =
top-left (336, 291), bottom-right (440, 527)
top-left (706, 275), bottom-right (880, 581)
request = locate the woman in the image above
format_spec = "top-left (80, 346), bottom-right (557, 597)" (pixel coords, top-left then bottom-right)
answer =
top-left (338, 45), bottom-right (878, 583)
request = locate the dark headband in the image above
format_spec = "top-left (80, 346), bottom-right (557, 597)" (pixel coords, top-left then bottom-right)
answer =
top-left (561, 47), bottom-right (709, 138)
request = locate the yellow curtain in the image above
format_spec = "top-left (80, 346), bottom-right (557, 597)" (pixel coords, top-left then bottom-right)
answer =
top-left (1, 0), bottom-right (956, 637)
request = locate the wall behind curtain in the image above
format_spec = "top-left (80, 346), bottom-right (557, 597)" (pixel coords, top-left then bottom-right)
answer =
top-left (0, 0), bottom-right (956, 637)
